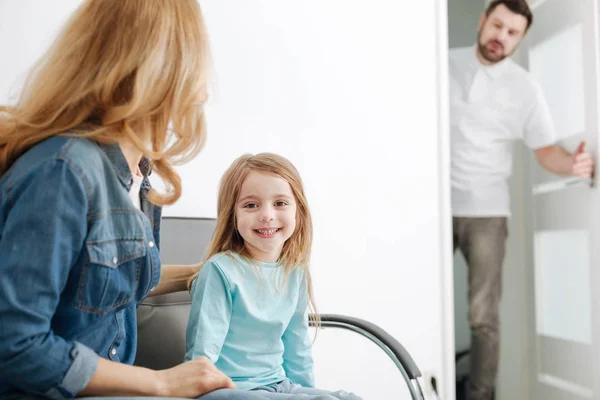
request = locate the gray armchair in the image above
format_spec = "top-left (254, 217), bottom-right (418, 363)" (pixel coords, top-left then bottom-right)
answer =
top-left (134, 217), bottom-right (424, 400)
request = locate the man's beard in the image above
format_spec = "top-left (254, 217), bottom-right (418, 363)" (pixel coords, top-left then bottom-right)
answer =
top-left (477, 37), bottom-right (509, 64)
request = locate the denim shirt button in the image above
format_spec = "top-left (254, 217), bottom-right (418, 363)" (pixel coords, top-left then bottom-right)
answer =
top-left (150, 286), bottom-right (156, 292)
top-left (112, 257), bottom-right (118, 265)
top-left (148, 241), bottom-right (154, 248)
top-left (110, 347), bottom-right (117, 356)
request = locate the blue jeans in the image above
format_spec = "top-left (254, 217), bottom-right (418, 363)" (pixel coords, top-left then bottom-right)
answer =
top-left (0, 381), bottom-right (362, 400)
top-left (199, 380), bottom-right (362, 399)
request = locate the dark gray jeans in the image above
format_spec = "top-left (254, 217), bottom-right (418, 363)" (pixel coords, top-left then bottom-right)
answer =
top-left (453, 217), bottom-right (508, 400)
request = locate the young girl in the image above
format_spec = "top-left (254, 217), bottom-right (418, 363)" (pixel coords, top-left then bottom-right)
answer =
top-left (185, 153), bottom-right (361, 399)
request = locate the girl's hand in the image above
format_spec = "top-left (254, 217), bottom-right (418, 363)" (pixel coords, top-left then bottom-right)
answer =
top-left (155, 356), bottom-right (236, 397)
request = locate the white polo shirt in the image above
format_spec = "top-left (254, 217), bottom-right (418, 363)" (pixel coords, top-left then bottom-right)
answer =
top-left (449, 46), bottom-right (556, 217)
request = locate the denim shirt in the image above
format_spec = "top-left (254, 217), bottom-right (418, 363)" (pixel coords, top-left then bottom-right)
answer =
top-left (0, 136), bottom-right (162, 399)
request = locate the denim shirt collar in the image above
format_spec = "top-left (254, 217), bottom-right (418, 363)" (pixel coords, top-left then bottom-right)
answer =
top-left (98, 142), bottom-right (152, 192)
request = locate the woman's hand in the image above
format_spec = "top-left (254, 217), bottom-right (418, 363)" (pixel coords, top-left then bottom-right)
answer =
top-left (80, 356), bottom-right (233, 398)
top-left (155, 356), bottom-right (235, 397)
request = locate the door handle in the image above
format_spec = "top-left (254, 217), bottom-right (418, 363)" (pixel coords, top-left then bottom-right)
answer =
top-left (532, 177), bottom-right (593, 195)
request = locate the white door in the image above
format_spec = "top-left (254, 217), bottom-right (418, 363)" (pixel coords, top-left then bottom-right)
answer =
top-left (523, 0), bottom-right (600, 399)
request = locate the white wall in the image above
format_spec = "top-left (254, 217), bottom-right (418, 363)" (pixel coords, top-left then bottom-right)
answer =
top-left (0, 0), bottom-right (81, 99)
top-left (0, 1), bottom-right (454, 399)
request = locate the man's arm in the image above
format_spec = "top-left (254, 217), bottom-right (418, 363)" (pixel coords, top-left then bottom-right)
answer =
top-left (534, 141), bottom-right (594, 178)
top-left (147, 264), bottom-right (201, 296)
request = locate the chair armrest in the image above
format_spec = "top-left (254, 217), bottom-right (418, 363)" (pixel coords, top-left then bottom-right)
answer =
top-left (310, 313), bottom-right (424, 400)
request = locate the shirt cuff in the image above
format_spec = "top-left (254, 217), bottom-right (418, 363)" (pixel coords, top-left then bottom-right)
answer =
top-left (44, 342), bottom-right (99, 400)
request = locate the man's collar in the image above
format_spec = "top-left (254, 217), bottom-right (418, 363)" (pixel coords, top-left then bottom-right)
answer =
top-left (472, 45), bottom-right (511, 79)
top-left (483, 57), bottom-right (510, 79)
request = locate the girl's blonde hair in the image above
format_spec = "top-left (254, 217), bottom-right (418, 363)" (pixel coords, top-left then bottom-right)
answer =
top-left (190, 153), bottom-right (318, 319)
top-left (0, 0), bottom-right (211, 205)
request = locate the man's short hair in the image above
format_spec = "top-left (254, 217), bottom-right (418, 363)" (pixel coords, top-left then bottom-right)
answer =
top-left (486, 0), bottom-right (533, 31)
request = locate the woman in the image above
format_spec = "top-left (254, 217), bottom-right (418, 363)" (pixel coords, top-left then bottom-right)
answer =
top-left (0, 1), bottom-right (234, 398)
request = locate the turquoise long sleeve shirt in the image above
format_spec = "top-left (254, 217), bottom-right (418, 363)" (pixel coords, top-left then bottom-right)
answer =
top-left (184, 252), bottom-right (314, 391)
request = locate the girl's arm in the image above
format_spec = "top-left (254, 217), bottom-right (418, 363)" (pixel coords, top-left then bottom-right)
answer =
top-left (147, 264), bottom-right (200, 296)
top-left (281, 273), bottom-right (315, 387)
top-left (185, 260), bottom-right (233, 363)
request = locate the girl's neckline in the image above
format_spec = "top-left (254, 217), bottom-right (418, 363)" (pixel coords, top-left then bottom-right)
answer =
top-left (229, 252), bottom-right (280, 268)
top-left (254, 260), bottom-right (279, 269)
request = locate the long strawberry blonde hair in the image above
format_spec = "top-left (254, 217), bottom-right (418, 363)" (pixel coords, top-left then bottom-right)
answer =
top-left (0, 0), bottom-right (211, 205)
top-left (189, 153), bottom-right (318, 320)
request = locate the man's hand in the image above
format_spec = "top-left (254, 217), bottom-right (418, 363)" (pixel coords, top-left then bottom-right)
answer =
top-left (571, 141), bottom-right (594, 179)
top-left (155, 356), bottom-right (236, 398)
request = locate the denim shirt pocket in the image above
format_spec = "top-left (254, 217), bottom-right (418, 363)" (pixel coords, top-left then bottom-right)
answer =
top-left (76, 212), bottom-right (147, 316)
